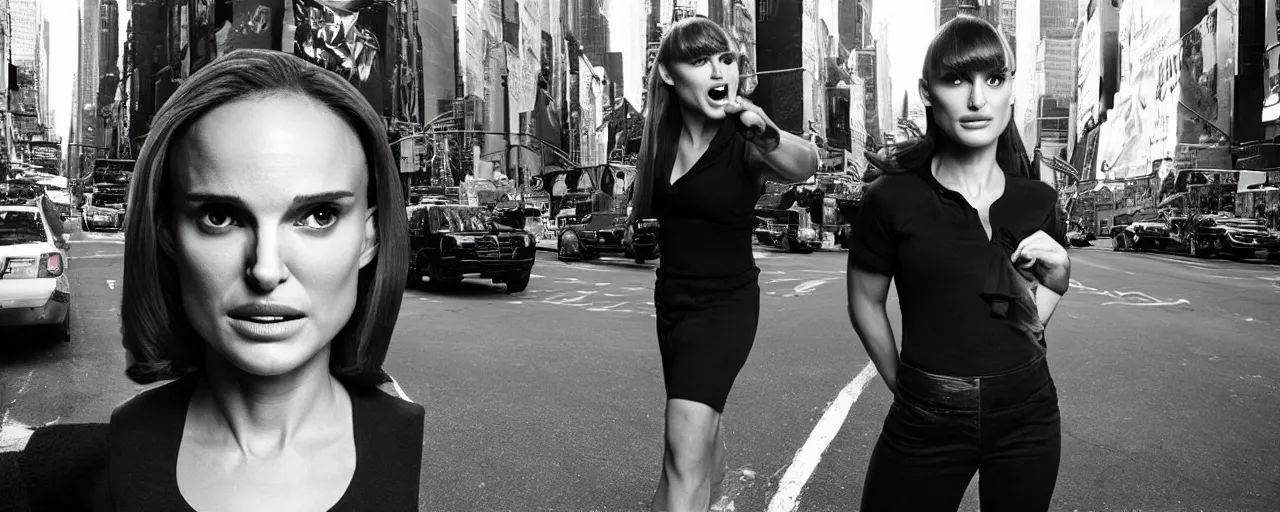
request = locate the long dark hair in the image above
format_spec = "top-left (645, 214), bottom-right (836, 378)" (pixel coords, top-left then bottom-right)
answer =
top-left (628, 17), bottom-right (752, 223)
top-left (889, 16), bottom-right (1036, 180)
top-left (121, 49), bottom-right (408, 388)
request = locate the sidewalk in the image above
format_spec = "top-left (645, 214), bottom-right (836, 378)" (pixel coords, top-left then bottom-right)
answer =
top-left (535, 239), bottom-right (557, 253)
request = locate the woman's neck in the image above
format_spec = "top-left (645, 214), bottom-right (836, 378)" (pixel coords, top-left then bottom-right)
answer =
top-left (193, 348), bottom-right (347, 458)
top-left (677, 106), bottom-right (721, 149)
top-left (933, 142), bottom-right (1002, 193)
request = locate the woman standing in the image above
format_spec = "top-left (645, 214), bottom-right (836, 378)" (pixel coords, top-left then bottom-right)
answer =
top-left (4, 49), bottom-right (423, 511)
top-left (845, 17), bottom-right (1071, 511)
top-left (628, 17), bottom-right (820, 512)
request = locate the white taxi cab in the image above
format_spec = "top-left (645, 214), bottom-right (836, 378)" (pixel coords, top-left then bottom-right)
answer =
top-left (0, 204), bottom-right (71, 342)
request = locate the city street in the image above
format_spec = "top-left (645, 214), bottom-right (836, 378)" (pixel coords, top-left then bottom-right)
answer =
top-left (3, 223), bottom-right (1280, 511)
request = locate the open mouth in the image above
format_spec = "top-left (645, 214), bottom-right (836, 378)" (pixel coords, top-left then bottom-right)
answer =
top-left (708, 84), bottom-right (729, 102)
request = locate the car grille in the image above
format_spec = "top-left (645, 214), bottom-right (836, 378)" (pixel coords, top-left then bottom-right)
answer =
top-left (475, 236), bottom-right (520, 259)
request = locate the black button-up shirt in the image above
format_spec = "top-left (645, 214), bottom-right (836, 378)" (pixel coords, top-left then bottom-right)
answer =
top-left (848, 162), bottom-right (1067, 376)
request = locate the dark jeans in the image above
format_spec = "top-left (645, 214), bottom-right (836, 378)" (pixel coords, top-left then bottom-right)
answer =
top-left (860, 354), bottom-right (1062, 512)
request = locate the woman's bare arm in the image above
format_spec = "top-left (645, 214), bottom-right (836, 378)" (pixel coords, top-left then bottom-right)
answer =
top-left (846, 265), bottom-right (899, 392)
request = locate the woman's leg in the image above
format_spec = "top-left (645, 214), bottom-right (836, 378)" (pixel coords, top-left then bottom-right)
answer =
top-left (655, 399), bottom-right (721, 512)
top-left (976, 383), bottom-right (1062, 512)
top-left (859, 401), bottom-right (980, 511)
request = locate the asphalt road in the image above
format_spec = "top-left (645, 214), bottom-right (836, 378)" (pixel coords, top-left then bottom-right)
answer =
top-left (3, 224), bottom-right (1279, 511)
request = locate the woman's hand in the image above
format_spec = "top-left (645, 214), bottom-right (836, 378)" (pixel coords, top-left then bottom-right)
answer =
top-left (723, 97), bottom-right (781, 152)
top-left (1012, 230), bottom-right (1071, 296)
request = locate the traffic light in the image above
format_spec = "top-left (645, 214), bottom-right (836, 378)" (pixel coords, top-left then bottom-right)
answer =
top-left (501, 74), bottom-right (509, 88)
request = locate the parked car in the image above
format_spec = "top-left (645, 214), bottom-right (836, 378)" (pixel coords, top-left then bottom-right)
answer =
top-left (406, 204), bottom-right (535, 293)
top-left (1185, 213), bottom-right (1280, 259)
top-left (557, 212), bottom-right (660, 264)
top-left (0, 205), bottom-right (72, 342)
top-left (1113, 210), bottom-right (1174, 252)
top-left (82, 190), bottom-right (128, 232)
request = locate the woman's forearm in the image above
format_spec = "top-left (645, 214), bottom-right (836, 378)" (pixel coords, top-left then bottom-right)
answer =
top-left (1035, 285), bottom-right (1063, 326)
top-left (848, 301), bottom-right (900, 392)
top-left (753, 129), bottom-right (820, 184)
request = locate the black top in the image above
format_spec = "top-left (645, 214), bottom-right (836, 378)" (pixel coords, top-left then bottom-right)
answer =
top-left (654, 121), bottom-right (763, 280)
top-left (847, 160), bottom-right (1067, 376)
top-left (3, 374), bottom-right (425, 512)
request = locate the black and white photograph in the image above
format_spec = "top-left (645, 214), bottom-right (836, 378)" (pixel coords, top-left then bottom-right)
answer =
top-left (1, 0), bottom-right (1279, 510)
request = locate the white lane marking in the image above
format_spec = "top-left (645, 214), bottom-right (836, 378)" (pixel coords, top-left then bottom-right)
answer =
top-left (106, 279), bottom-right (116, 290)
top-left (784, 278), bottom-right (837, 297)
top-left (595, 283), bottom-right (611, 286)
top-left (1, 370), bottom-right (37, 453)
top-left (766, 362), bottom-right (879, 512)
top-left (1072, 257), bottom-right (1136, 275)
top-left (1204, 275), bottom-right (1244, 280)
top-left (586, 302), bottom-right (631, 312)
top-left (530, 274), bottom-right (545, 279)
top-left (1070, 280), bottom-right (1190, 307)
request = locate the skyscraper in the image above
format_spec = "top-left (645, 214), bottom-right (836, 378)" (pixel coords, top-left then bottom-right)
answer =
top-left (839, 0), bottom-right (872, 51)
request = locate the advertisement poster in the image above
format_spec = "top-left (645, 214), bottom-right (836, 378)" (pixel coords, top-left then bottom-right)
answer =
top-left (1178, 5), bottom-right (1230, 146)
top-left (292, 0), bottom-right (393, 116)
top-left (1265, 0), bottom-right (1280, 122)
top-left (1076, 10), bottom-right (1100, 137)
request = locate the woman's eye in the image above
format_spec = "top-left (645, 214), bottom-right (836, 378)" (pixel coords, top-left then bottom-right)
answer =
top-left (721, 54), bottom-right (736, 65)
top-left (988, 75), bottom-right (1006, 86)
top-left (301, 207), bottom-right (339, 229)
top-left (201, 210), bottom-right (235, 229)
top-left (692, 57), bottom-right (708, 66)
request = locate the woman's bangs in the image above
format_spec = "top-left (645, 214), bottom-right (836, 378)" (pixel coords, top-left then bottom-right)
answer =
top-left (926, 20), bottom-right (1013, 80)
top-left (666, 20), bottom-right (734, 63)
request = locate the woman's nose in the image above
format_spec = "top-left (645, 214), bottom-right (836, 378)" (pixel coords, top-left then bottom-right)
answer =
top-left (246, 229), bottom-right (290, 291)
top-left (968, 84), bottom-right (987, 111)
top-left (710, 61), bottom-right (725, 80)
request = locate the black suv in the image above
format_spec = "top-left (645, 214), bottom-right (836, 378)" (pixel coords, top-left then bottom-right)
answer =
top-left (407, 204), bottom-right (536, 293)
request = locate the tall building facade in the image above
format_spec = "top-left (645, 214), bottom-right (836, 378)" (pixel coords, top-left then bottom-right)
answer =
top-left (74, 0), bottom-right (101, 183)
top-left (754, 0), bottom-right (816, 136)
top-left (421, 0), bottom-right (455, 121)
top-left (838, 0), bottom-right (871, 50)
top-left (938, 0), bottom-right (998, 27)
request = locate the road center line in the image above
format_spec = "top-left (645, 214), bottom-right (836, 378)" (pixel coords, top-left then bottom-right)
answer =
top-left (766, 361), bottom-right (879, 512)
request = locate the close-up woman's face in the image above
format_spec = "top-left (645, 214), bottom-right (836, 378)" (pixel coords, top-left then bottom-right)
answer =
top-left (924, 68), bottom-right (1013, 149)
top-left (168, 93), bottom-right (378, 378)
top-left (662, 50), bottom-right (741, 120)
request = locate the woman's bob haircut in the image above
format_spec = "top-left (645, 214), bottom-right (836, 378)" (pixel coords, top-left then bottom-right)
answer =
top-left (889, 15), bottom-right (1037, 180)
top-left (120, 48), bottom-right (409, 388)
top-left (628, 16), bottom-right (753, 223)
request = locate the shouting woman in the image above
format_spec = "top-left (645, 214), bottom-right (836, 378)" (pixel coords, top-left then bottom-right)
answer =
top-left (628, 17), bottom-right (820, 512)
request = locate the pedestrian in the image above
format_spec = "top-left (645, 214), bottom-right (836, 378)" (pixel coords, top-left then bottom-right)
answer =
top-left (845, 16), bottom-right (1071, 512)
top-left (2, 49), bottom-right (423, 511)
top-left (626, 17), bottom-right (820, 512)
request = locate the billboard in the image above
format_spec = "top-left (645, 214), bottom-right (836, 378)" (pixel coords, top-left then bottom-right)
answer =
top-left (1178, 2), bottom-right (1233, 146)
top-left (1266, 0), bottom-right (1280, 122)
top-left (1076, 9), bottom-right (1101, 136)
top-left (293, 0), bottom-right (394, 117)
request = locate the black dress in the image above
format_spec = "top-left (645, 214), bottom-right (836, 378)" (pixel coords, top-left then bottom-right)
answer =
top-left (653, 121), bottom-right (764, 414)
top-left (1, 373), bottom-right (425, 511)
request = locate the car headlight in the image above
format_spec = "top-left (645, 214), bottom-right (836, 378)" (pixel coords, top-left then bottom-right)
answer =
top-left (452, 235), bottom-right (476, 245)
top-left (799, 228), bottom-right (817, 239)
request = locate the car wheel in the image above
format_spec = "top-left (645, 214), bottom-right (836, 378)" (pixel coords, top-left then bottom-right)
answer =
top-left (505, 271), bottom-right (531, 293)
top-left (1112, 235), bottom-right (1123, 251)
top-left (49, 305), bottom-right (71, 343)
top-left (558, 231), bottom-right (582, 261)
top-left (782, 237), bottom-right (793, 252)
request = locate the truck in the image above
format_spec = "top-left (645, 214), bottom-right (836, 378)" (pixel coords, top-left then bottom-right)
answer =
top-left (753, 172), bottom-right (861, 252)
top-left (81, 159), bottom-right (134, 232)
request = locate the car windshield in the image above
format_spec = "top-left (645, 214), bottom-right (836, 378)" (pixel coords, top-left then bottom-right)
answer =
top-left (0, 211), bottom-right (45, 246)
top-left (434, 207), bottom-right (490, 232)
top-left (92, 194), bottom-right (126, 208)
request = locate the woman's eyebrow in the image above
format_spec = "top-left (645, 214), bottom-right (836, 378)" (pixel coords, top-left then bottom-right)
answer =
top-left (183, 191), bottom-right (355, 207)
